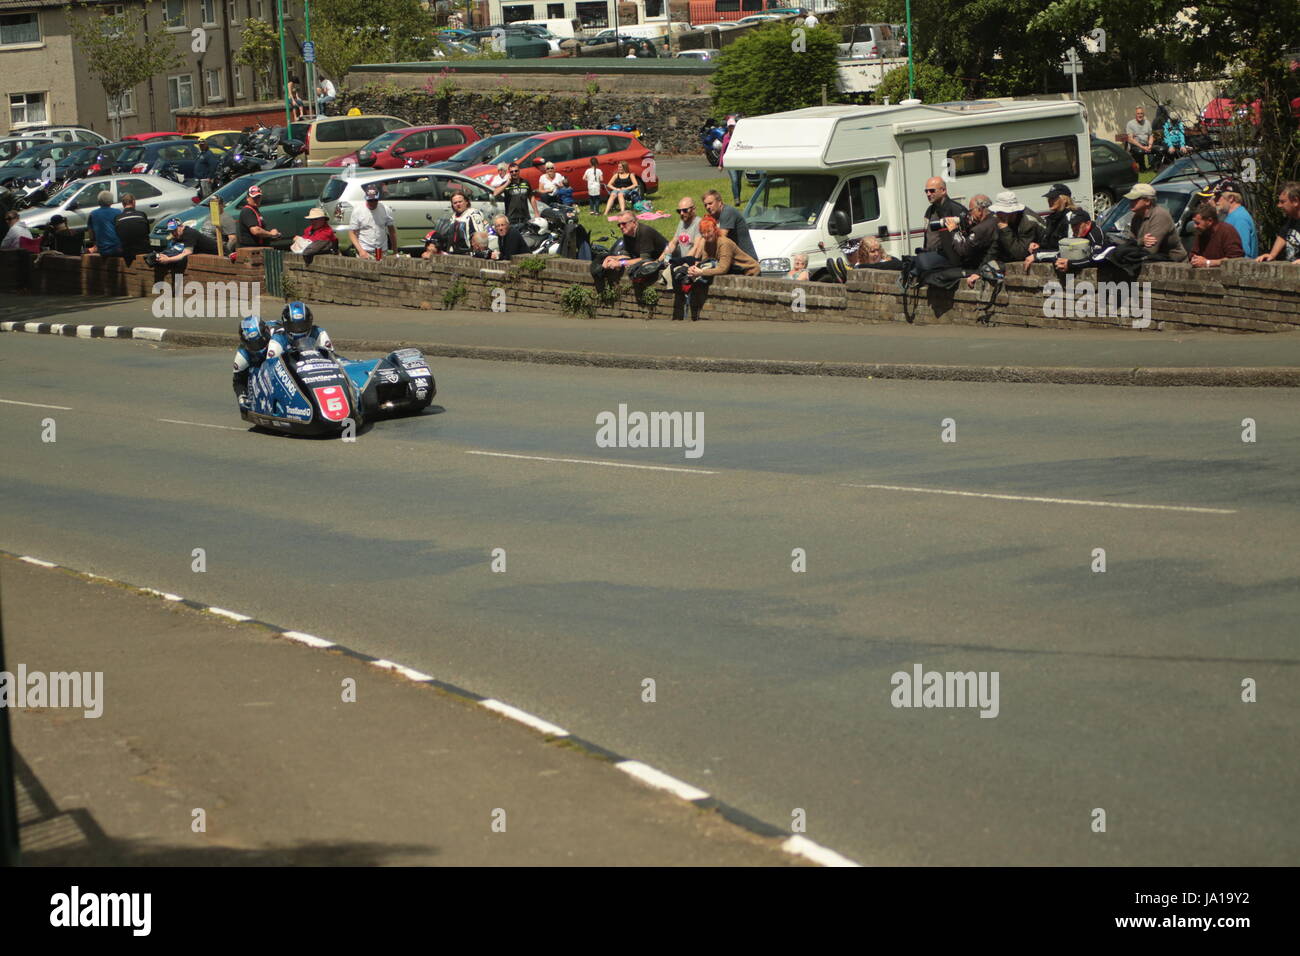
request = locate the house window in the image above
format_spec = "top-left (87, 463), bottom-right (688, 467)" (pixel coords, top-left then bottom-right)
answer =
top-left (201, 0), bottom-right (217, 24)
top-left (205, 68), bottom-right (224, 101)
top-left (164, 0), bottom-right (187, 28)
top-left (503, 4), bottom-right (534, 23)
top-left (108, 88), bottom-right (137, 118)
top-left (99, 5), bottom-right (126, 37)
top-left (547, 3), bottom-right (564, 17)
top-left (168, 74), bottom-right (194, 110)
top-left (0, 11), bottom-right (41, 45)
top-left (227, 0), bottom-right (239, 23)
top-left (575, 1), bottom-right (607, 29)
top-left (9, 91), bottom-right (47, 126)
top-left (233, 68), bottom-right (244, 98)
top-left (253, 0), bottom-right (266, 19)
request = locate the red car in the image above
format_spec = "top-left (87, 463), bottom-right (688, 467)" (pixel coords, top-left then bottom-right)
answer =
top-left (461, 129), bottom-right (656, 200)
top-left (121, 131), bottom-right (193, 142)
top-left (1201, 96), bottom-right (1300, 128)
top-left (323, 125), bottom-right (480, 169)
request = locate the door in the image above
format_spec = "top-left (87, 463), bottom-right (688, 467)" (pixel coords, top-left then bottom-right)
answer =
top-left (379, 174), bottom-right (443, 246)
top-left (423, 127), bottom-right (469, 163)
top-left (115, 177), bottom-right (165, 215)
top-left (901, 138), bottom-right (934, 245)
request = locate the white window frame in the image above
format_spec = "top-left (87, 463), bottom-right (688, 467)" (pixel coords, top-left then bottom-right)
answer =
top-left (200, 0), bottom-right (217, 25)
top-left (227, 0), bottom-right (239, 23)
top-left (9, 91), bottom-right (48, 127)
top-left (167, 73), bottom-right (195, 111)
top-left (164, 0), bottom-right (188, 30)
top-left (205, 67), bottom-right (224, 102)
top-left (108, 88), bottom-right (137, 119)
top-left (253, 0), bottom-right (266, 20)
top-left (0, 10), bottom-right (42, 47)
top-left (233, 67), bottom-right (244, 99)
top-left (99, 5), bottom-right (126, 38)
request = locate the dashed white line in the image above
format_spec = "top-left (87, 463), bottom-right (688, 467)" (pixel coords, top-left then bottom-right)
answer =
top-left (841, 482), bottom-right (1237, 515)
top-left (467, 450), bottom-right (717, 475)
top-left (781, 835), bottom-right (862, 867)
top-left (480, 699), bottom-right (571, 737)
top-left (0, 398), bottom-right (73, 410)
top-left (158, 418), bottom-right (247, 431)
top-left (280, 630), bottom-right (336, 649)
top-left (615, 761), bottom-right (710, 801)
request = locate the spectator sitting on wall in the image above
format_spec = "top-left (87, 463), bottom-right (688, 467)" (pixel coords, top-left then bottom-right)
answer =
top-left (40, 215), bottom-right (82, 256)
top-left (591, 210), bottom-right (667, 292)
top-left (851, 236), bottom-right (902, 269)
top-left (86, 191), bottom-right (122, 256)
top-left (155, 217), bottom-right (217, 270)
top-left (686, 214), bottom-right (761, 278)
top-left (237, 185), bottom-right (282, 248)
top-left (1, 209), bottom-right (34, 250)
top-left (1189, 202), bottom-right (1244, 267)
top-left (114, 193), bottom-right (152, 265)
top-left (1024, 184), bottom-right (1094, 269)
top-left (1214, 183), bottom-right (1256, 259)
top-left (1255, 181), bottom-right (1300, 264)
top-left (974, 191), bottom-right (1045, 278)
top-left (490, 214), bottom-right (529, 261)
top-left (786, 253), bottom-right (810, 281)
top-left (1124, 183), bottom-right (1188, 262)
top-left (297, 208), bottom-right (338, 264)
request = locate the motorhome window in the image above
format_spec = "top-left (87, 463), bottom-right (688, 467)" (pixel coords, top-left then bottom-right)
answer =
top-left (947, 146), bottom-right (988, 176)
top-left (744, 174), bottom-right (837, 230)
top-left (1000, 136), bottom-right (1079, 188)
top-left (832, 175), bottom-right (881, 226)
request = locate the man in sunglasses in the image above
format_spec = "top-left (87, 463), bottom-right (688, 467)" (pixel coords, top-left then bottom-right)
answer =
top-left (657, 196), bottom-right (702, 267)
top-left (921, 176), bottom-right (964, 254)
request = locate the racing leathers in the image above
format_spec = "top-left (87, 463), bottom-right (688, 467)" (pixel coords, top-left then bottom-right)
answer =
top-left (267, 325), bottom-right (334, 360)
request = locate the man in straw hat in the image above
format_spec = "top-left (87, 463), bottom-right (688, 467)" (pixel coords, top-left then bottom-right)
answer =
top-left (298, 207), bottom-right (338, 264)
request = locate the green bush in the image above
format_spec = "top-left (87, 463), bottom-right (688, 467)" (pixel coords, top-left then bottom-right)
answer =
top-left (441, 276), bottom-right (468, 310)
top-left (875, 63), bottom-right (968, 105)
top-left (559, 284), bottom-right (597, 318)
top-left (712, 23), bottom-right (840, 117)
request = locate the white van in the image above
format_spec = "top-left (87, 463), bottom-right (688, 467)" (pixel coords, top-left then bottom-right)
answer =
top-left (726, 99), bottom-right (1093, 276)
top-left (837, 22), bottom-right (902, 59)
top-left (518, 18), bottom-right (580, 39)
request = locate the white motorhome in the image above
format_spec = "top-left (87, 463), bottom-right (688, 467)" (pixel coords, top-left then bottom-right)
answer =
top-left (725, 99), bottom-right (1093, 276)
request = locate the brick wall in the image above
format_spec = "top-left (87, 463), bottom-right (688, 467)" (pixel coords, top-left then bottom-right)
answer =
top-left (7, 248), bottom-right (1300, 334)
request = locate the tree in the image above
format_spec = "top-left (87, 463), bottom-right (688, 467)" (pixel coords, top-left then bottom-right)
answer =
top-left (310, 0), bottom-right (436, 83)
top-left (876, 63), bottom-right (965, 105)
top-left (234, 17), bottom-right (281, 100)
top-left (65, 4), bottom-right (183, 139)
top-left (712, 23), bottom-right (840, 118)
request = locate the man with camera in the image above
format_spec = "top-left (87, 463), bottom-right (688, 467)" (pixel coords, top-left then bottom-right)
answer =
top-left (929, 194), bottom-right (996, 275)
top-left (921, 177), bottom-right (964, 253)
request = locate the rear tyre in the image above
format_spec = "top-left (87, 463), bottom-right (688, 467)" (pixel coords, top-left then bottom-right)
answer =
top-left (705, 147), bottom-right (720, 167)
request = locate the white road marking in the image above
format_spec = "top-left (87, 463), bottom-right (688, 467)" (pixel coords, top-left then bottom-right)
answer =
top-left (134, 327), bottom-right (167, 341)
top-left (208, 607), bottom-right (252, 622)
top-left (141, 587), bottom-right (183, 601)
top-left (370, 659), bottom-right (435, 682)
top-left (76, 325), bottom-right (96, 338)
top-left (467, 450), bottom-right (717, 475)
top-left (480, 699), bottom-right (571, 737)
top-left (0, 398), bottom-right (73, 410)
top-left (842, 482), bottom-right (1237, 515)
top-left (615, 760), bottom-right (710, 801)
top-left (158, 418), bottom-right (246, 431)
top-left (0, 322), bottom-right (15, 331)
top-left (782, 835), bottom-right (862, 867)
top-left (104, 326), bottom-right (121, 336)
top-left (19, 556), bottom-right (56, 568)
top-left (280, 630), bottom-right (336, 649)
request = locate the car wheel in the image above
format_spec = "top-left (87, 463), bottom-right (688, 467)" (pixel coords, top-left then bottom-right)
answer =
top-left (1092, 189), bottom-right (1114, 218)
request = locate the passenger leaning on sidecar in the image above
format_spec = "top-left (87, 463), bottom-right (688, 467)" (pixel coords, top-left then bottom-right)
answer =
top-left (266, 301), bottom-right (333, 359)
top-left (232, 314), bottom-right (273, 407)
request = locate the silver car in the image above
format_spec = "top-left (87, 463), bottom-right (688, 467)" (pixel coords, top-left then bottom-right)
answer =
top-left (16, 173), bottom-right (200, 232)
top-left (319, 167), bottom-right (505, 252)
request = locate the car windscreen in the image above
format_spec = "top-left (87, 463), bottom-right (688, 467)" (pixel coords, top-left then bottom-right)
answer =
top-left (117, 146), bottom-right (145, 165)
top-left (66, 147), bottom-right (100, 164)
top-left (492, 137), bottom-right (547, 166)
top-left (362, 131), bottom-right (405, 153)
top-left (7, 144), bottom-right (52, 166)
top-left (211, 175), bottom-right (260, 203)
top-left (321, 177), bottom-right (349, 203)
top-left (743, 174), bottom-right (838, 229)
top-left (42, 181), bottom-right (99, 208)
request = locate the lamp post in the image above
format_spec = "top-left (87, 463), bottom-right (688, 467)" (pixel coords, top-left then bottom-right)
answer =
top-left (905, 0), bottom-right (914, 100)
top-left (277, 0), bottom-right (292, 128)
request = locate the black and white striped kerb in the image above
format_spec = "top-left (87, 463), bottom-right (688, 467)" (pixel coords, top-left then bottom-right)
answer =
top-left (2, 550), bottom-right (860, 867)
top-left (0, 321), bottom-right (166, 341)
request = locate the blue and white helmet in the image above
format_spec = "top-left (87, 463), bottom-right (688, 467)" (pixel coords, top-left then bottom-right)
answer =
top-left (281, 300), bottom-right (313, 337)
top-left (239, 315), bottom-right (270, 351)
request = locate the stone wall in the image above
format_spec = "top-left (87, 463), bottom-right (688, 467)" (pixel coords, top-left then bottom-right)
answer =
top-left (0, 249), bottom-right (264, 298)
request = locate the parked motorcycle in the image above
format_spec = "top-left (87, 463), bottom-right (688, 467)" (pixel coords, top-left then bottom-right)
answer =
top-left (701, 119), bottom-right (726, 166)
top-left (607, 116), bottom-right (644, 140)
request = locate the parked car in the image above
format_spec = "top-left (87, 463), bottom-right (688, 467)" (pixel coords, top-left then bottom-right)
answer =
top-left (188, 129), bottom-right (242, 151)
top-left (737, 14), bottom-right (786, 24)
top-left (675, 49), bottom-right (716, 61)
top-left (146, 167), bottom-right (337, 249)
top-left (1150, 148), bottom-right (1256, 186)
top-left (429, 131), bottom-right (543, 173)
top-left (111, 139), bottom-right (205, 177)
top-left (319, 167), bottom-right (506, 252)
top-left (461, 130), bottom-right (657, 200)
top-left (0, 140), bottom-right (96, 186)
top-left (120, 131), bottom-right (189, 142)
top-left (837, 23), bottom-right (902, 59)
top-left (295, 114), bottom-right (410, 165)
top-left (0, 135), bottom-right (56, 165)
top-left (1089, 135), bottom-right (1139, 216)
top-left (14, 173), bottom-right (200, 233)
top-left (467, 28), bottom-right (551, 58)
top-left (323, 125), bottom-right (481, 169)
top-left (15, 125), bottom-right (109, 145)
top-left (1095, 180), bottom-right (1253, 257)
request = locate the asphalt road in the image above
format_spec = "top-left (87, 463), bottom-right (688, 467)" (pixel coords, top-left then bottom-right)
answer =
top-left (3, 334), bottom-right (1297, 865)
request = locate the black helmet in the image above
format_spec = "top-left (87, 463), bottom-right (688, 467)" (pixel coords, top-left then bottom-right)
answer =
top-left (281, 301), bottom-right (312, 337)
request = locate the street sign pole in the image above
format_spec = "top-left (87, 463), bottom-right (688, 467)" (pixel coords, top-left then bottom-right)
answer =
top-left (276, 0), bottom-right (292, 128)
top-left (303, 1), bottom-right (316, 121)
top-left (1064, 47), bottom-right (1081, 100)
top-left (905, 0), bottom-right (914, 100)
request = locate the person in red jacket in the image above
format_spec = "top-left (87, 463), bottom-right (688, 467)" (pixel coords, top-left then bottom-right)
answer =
top-left (297, 208), bottom-right (337, 264)
top-left (1189, 202), bottom-right (1244, 268)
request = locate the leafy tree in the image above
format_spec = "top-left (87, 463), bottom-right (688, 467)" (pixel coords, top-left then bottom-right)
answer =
top-left (876, 63), bottom-right (965, 104)
top-left (311, 0), bottom-right (436, 82)
top-left (712, 23), bottom-right (840, 117)
top-left (65, 4), bottom-right (183, 139)
top-left (234, 17), bottom-right (281, 100)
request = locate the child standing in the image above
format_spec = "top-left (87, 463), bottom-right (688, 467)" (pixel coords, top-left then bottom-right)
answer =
top-left (583, 157), bottom-right (604, 216)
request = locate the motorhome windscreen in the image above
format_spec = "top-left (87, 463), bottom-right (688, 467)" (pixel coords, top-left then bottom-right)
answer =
top-left (743, 174), bottom-right (837, 229)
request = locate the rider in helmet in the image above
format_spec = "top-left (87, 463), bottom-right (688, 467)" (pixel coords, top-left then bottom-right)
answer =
top-left (232, 314), bottom-right (273, 407)
top-left (266, 300), bottom-right (333, 359)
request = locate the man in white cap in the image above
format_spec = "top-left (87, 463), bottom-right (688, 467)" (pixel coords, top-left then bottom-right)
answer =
top-left (1123, 182), bottom-right (1186, 262)
top-left (348, 186), bottom-right (397, 260)
top-left (973, 190), bottom-right (1044, 281)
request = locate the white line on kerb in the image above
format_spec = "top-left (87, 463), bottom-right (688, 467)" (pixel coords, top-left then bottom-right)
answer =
top-left (370, 659), bottom-right (435, 682)
top-left (19, 556), bottom-right (57, 568)
top-left (480, 699), bottom-right (571, 737)
top-left (208, 607), bottom-right (252, 622)
top-left (0, 398), bottom-right (73, 410)
top-left (842, 482), bottom-right (1237, 515)
top-left (782, 835), bottom-right (862, 867)
top-left (280, 630), bottom-right (336, 649)
top-left (134, 327), bottom-right (167, 341)
top-left (615, 760), bottom-right (710, 801)
top-left (141, 587), bottom-right (183, 601)
top-left (467, 450), bottom-right (717, 475)
top-left (158, 418), bottom-right (246, 431)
